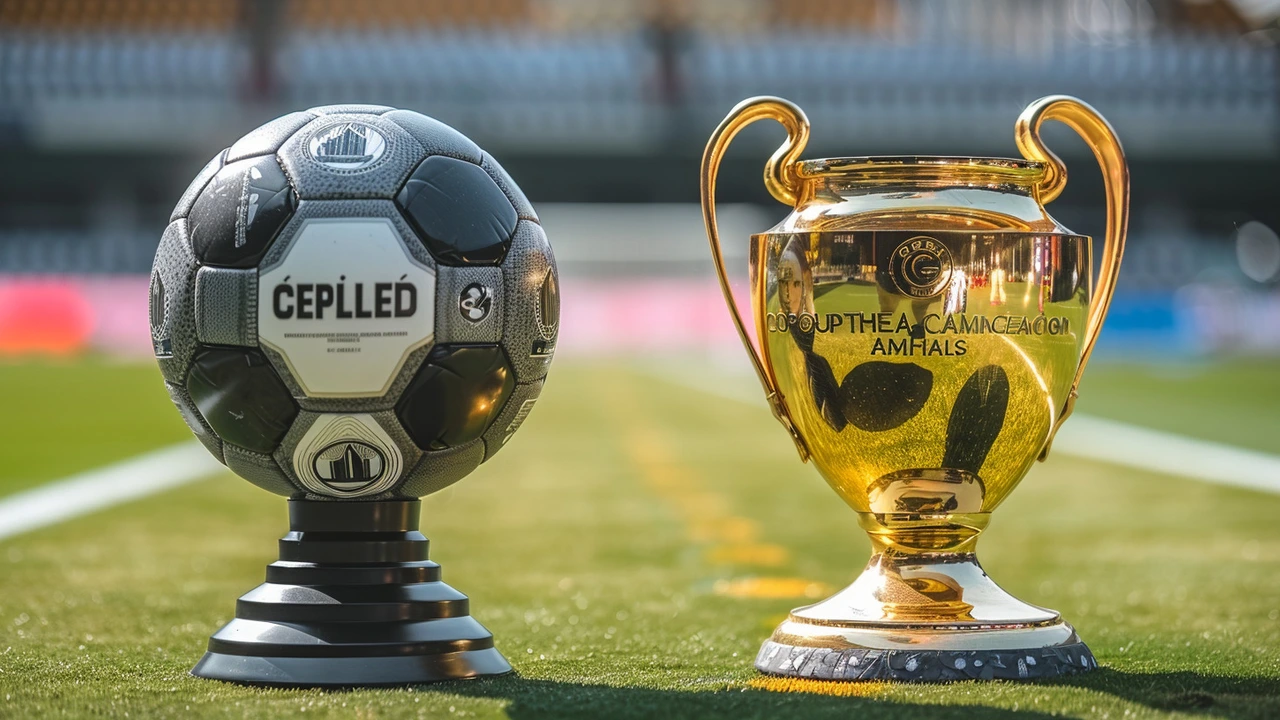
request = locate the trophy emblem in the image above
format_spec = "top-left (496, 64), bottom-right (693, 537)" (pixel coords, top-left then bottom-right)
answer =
top-left (151, 105), bottom-right (557, 686)
top-left (700, 96), bottom-right (1127, 681)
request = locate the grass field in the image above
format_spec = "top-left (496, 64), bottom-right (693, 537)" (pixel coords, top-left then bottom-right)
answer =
top-left (0, 356), bottom-right (1277, 718)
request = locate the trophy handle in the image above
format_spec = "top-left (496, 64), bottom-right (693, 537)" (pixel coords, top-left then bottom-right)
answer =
top-left (700, 96), bottom-right (811, 461)
top-left (1015, 95), bottom-right (1129, 461)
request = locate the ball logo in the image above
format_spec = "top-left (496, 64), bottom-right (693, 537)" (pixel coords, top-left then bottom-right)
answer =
top-left (312, 440), bottom-right (386, 493)
top-left (148, 271), bottom-right (172, 357)
top-left (531, 269), bottom-right (559, 358)
top-left (293, 414), bottom-right (403, 498)
top-left (889, 236), bottom-right (953, 298)
top-left (307, 122), bottom-right (387, 171)
top-left (459, 283), bottom-right (493, 323)
top-left (535, 269), bottom-right (559, 339)
top-left (148, 271), bottom-right (167, 337)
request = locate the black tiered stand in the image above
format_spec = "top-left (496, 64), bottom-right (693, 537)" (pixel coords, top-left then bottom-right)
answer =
top-left (191, 499), bottom-right (511, 686)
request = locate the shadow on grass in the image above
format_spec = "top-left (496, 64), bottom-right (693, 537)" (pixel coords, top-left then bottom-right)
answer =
top-left (432, 674), bottom-right (1062, 720)
top-left (1047, 668), bottom-right (1280, 719)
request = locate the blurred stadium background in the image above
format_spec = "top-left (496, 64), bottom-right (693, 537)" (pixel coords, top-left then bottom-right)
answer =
top-left (1, 2), bottom-right (1279, 717)
top-left (1, 0), bottom-right (1279, 357)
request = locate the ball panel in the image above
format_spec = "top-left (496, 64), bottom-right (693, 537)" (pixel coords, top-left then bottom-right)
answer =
top-left (396, 440), bottom-right (484, 498)
top-left (308, 104), bottom-right (396, 115)
top-left (434, 265), bottom-right (503, 345)
top-left (381, 110), bottom-right (482, 164)
top-left (395, 156), bottom-right (517, 266)
top-left (501, 220), bottom-right (558, 383)
top-left (170, 149), bottom-right (226, 222)
top-left (186, 347), bottom-right (299, 454)
top-left (165, 381), bottom-right (225, 463)
top-left (480, 379), bottom-right (545, 461)
top-left (225, 111), bottom-right (317, 164)
top-left (152, 219), bottom-right (200, 384)
top-left (480, 151), bottom-right (537, 222)
top-left (279, 114), bottom-right (425, 201)
top-left (189, 154), bottom-right (297, 268)
top-left (194, 266), bottom-right (257, 347)
top-left (223, 444), bottom-right (300, 497)
top-left (395, 344), bottom-right (515, 451)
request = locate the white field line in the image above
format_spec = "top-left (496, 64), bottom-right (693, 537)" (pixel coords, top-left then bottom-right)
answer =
top-left (0, 441), bottom-right (225, 542)
top-left (652, 365), bottom-right (1280, 496)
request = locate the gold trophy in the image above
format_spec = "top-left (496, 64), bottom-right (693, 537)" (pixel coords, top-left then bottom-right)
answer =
top-left (700, 96), bottom-right (1126, 681)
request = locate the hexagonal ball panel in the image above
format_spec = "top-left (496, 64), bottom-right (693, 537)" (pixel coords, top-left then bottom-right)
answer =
top-left (480, 379), bottom-right (545, 461)
top-left (396, 440), bottom-right (485, 498)
top-left (396, 156), bottom-right (518, 266)
top-left (434, 265), bottom-right (503, 345)
top-left (188, 153), bottom-right (297, 268)
top-left (171, 149), bottom-right (226, 223)
top-left (194, 266), bottom-right (256, 347)
top-left (225, 111), bottom-right (316, 164)
top-left (382, 110), bottom-right (481, 164)
top-left (224, 445), bottom-right (300, 497)
top-left (151, 219), bottom-right (199, 384)
top-left (480, 151), bottom-right (537, 222)
top-left (255, 200), bottom-right (439, 414)
top-left (396, 344), bottom-right (516, 452)
top-left (165, 381), bottom-right (224, 463)
top-left (186, 347), bottom-right (299, 454)
top-left (258, 212), bottom-right (436, 399)
top-left (502, 220), bottom-right (559, 383)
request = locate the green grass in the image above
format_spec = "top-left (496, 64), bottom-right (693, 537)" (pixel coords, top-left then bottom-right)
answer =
top-left (0, 359), bottom-right (1277, 718)
top-left (1076, 358), bottom-right (1280, 454)
top-left (0, 358), bottom-right (190, 496)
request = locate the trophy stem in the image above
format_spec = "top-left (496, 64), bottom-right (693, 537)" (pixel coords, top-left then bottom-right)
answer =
top-left (191, 499), bottom-right (512, 687)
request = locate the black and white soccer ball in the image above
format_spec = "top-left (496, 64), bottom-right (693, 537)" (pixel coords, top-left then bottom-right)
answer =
top-left (150, 105), bottom-right (558, 500)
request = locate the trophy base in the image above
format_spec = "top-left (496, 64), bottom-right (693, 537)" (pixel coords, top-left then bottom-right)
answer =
top-left (755, 551), bottom-right (1095, 682)
top-left (191, 499), bottom-right (512, 687)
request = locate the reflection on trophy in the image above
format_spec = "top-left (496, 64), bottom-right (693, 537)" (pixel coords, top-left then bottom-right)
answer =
top-left (702, 95), bottom-right (1127, 680)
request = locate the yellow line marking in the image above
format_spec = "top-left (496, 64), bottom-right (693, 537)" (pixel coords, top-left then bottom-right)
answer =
top-left (606, 375), bottom-right (833, 599)
top-left (748, 676), bottom-right (890, 696)
top-left (713, 577), bottom-right (834, 600)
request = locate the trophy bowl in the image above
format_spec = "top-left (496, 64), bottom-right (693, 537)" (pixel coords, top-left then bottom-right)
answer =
top-left (701, 96), bottom-right (1127, 681)
top-left (150, 104), bottom-right (558, 686)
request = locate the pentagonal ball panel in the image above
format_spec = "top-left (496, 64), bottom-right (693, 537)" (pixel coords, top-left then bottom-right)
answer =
top-left (396, 156), bottom-right (517, 266)
top-left (151, 219), bottom-right (200, 383)
top-left (502, 220), bottom-right (559, 383)
top-left (188, 154), bottom-right (297, 268)
top-left (186, 347), bottom-right (299, 454)
top-left (279, 113), bottom-right (425, 200)
top-left (396, 344), bottom-right (516, 451)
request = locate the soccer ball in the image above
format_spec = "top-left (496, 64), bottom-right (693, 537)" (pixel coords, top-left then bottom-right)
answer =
top-left (150, 105), bottom-right (558, 500)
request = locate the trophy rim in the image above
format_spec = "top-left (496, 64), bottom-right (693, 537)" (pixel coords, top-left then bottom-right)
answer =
top-left (797, 155), bottom-right (1046, 182)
